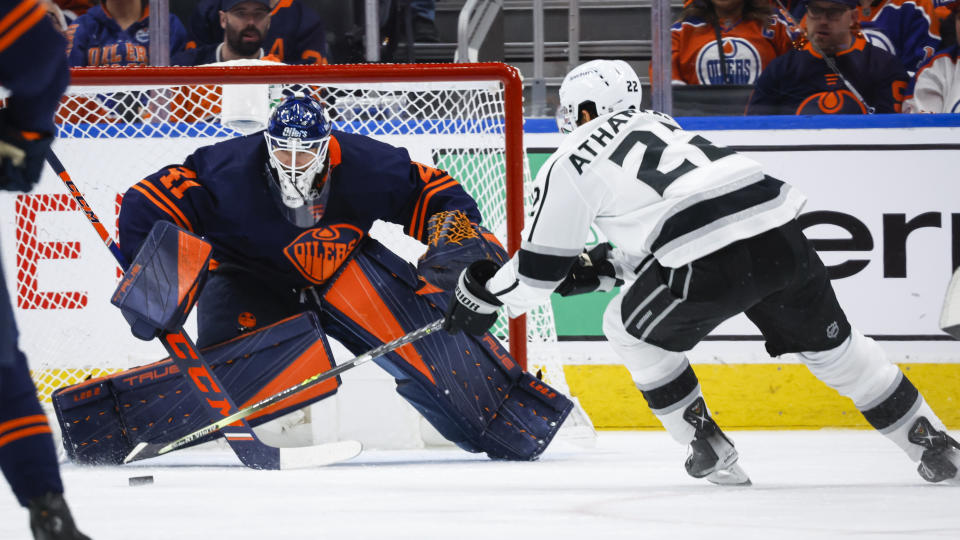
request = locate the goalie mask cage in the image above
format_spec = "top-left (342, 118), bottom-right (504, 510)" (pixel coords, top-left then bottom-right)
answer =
top-left (0, 62), bottom-right (564, 408)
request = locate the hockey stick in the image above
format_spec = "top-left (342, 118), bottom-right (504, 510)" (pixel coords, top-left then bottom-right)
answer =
top-left (44, 150), bottom-right (361, 470)
top-left (124, 318), bottom-right (445, 463)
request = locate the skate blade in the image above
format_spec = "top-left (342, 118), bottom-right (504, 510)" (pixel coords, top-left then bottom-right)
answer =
top-left (707, 463), bottom-right (752, 486)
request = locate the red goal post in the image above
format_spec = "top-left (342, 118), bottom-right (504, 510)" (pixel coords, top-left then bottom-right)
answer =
top-left (0, 62), bottom-right (564, 404)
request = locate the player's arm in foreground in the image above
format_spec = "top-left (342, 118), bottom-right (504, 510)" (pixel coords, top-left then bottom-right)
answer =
top-left (0, 0), bottom-right (92, 537)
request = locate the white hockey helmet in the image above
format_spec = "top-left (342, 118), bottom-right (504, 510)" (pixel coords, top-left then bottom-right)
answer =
top-left (556, 59), bottom-right (642, 133)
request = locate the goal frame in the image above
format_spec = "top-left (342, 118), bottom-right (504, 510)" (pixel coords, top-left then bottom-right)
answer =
top-left (65, 62), bottom-right (530, 367)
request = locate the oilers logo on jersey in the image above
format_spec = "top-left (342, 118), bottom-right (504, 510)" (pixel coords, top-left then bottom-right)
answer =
top-left (283, 224), bottom-right (363, 284)
top-left (695, 37), bottom-right (763, 84)
top-left (797, 89), bottom-right (868, 114)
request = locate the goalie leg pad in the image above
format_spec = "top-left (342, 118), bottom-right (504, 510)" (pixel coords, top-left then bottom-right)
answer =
top-left (111, 221), bottom-right (212, 341)
top-left (318, 240), bottom-right (571, 460)
top-left (51, 312), bottom-right (339, 464)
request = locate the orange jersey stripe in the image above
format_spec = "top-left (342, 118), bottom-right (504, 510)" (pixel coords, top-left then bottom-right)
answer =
top-left (241, 339), bottom-right (338, 421)
top-left (0, 425), bottom-right (52, 449)
top-left (0, 1), bottom-right (45, 55)
top-left (408, 175), bottom-right (455, 238)
top-left (0, 0), bottom-right (37, 35)
top-left (138, 180), bottom-right (194, 232)
top-left (325, 260), bottom-right (436, 384)
top-left (131, 183), bottom-right (186, 230)
top-left (0, 414), bottom-right (47, 436)
top-left (413, 179), bottom-right (459, 241)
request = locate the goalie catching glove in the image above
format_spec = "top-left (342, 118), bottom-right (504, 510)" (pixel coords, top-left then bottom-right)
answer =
top-left (555, 242), bottom-right (624, 297)
top-left (418, 210), bottom-right (507, 290)
top-left (444, 259), bottom-right (503, 336)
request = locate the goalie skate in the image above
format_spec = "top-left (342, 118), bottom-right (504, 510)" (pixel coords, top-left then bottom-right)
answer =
top-left (683, 397), bottom-right (752, 486)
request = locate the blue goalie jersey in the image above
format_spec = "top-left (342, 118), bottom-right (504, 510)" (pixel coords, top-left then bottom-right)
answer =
top-left (118, 132), bottom-right (483, 288)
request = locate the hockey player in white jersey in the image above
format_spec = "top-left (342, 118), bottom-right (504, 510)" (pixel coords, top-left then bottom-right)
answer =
top-left (444, 59), bottom-right (960, 485)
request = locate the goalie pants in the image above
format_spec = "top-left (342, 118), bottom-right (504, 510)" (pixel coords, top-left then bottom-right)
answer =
top-left (197, 239), bottom-right (570, 460)
top-left (0, 248), bottom-right (63, 506)
top-left (605, 220), bottom-right (943, 457)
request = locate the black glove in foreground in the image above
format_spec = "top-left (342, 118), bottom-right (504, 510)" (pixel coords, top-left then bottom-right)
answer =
top-left (444, 259), bottom-right (503, 335)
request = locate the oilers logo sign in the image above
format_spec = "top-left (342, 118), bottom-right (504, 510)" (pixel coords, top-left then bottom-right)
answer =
top-left (284, 224), bottom-right (364, 284)
top-left (695, 37), bottom-right (762, 84)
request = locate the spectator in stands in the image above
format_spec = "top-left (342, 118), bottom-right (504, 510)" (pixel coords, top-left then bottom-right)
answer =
top-left (903, 2), bottom-right (960, 112)
top-left (747, 0), bottom-right (908, 114)
top-left (936, 0), bottom-right (957, 48)
top-left (669, 0), bottom-right (796, 85)
top-left (848, 0), bottom-right (940, 72)
top-left (66, 0), bottom-right (188, 67)
top-left (187, 0), bottom-right (329, 64)
top-left (172, 0), bottom-right (278, 65)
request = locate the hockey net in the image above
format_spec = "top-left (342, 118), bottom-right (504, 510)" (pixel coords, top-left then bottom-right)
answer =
top-left (0, 64), bottom-right (588, 442)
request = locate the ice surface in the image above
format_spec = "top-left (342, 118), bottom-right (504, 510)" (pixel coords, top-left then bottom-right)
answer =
top-left (2, 431), bottom-right (957, 540)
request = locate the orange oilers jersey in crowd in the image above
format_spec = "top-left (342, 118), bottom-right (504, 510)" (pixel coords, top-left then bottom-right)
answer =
top-left (117, 131), bottom-right (484, 289)
top-left (670, 16), bottom-right (795, 85)
top-left (747, 36), bottom-right (909, 114)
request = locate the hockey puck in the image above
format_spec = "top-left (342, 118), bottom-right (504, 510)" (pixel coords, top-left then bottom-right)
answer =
top-left (128, 475), bottom-right (154, 487)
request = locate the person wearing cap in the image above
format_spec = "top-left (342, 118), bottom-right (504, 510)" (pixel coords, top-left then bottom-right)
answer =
top-left (746, 0), bottom-right (909, 114)
top-left (185, 0), bottom-right (329, 65)
top-left (903, 2), bottom-right (960, 112)
top-left (172, 0), bottom-right (277, 65)
top-left (65, 0), bottom-right (187, 67)
top-left (667, 0), bottom-right (796, 85)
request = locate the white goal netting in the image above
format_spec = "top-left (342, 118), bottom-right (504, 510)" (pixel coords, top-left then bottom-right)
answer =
top-left (0, 64), bottom-right (564, 408)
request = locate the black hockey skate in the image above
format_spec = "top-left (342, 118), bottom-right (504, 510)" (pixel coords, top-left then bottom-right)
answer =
top-left (683, 397), bottom-right (751, 486)
top-left (908, 417), bottom-right (960, 484)
top-left (28, 492), bottom-right (91, 540)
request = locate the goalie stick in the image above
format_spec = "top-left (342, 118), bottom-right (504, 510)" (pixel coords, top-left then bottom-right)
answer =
top-left (45, 150), bottom-right (361, 470)
top-left (124, 318), bottom-right (445, 463)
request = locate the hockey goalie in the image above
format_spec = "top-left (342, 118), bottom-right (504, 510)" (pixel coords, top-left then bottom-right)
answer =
top-left (51, 94), bottom-right (572, 465)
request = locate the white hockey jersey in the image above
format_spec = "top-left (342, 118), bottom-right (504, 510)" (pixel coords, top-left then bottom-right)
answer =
top-left (903, 46), bottom-right (960, 113)
top-left (487, 108), bottom-right (807, 316)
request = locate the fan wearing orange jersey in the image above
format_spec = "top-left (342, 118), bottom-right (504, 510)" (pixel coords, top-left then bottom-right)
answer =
top-left (669, 0), bottom-right (796, 85)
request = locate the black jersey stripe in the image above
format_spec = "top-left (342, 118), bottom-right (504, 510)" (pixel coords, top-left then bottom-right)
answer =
top-left (526, 158), bottom-right (559, 243)
top-left (640, 364), bottom-right (700, 411)
top-left (861, 374), bottom-right (920, 432)
top-left (650, 175), bottom-right (784, 254)
top-left (517, 248), bottom-right (579, 282)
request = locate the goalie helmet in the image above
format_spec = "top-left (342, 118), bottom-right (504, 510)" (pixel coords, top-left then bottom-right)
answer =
top-left (264, 94), bottom-right (333, 226)
top-left (556, 59), bottom-right (642, 133)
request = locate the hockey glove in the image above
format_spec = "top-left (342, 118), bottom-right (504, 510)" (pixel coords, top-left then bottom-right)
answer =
top-left (444, 259), bottom-right (503, 335)
top-left (418, 210), bottom-right (508, 290)
top-left (555, 242), bottom-right (624, 297)
top-left (0, 114), bottom-right (53, 193)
